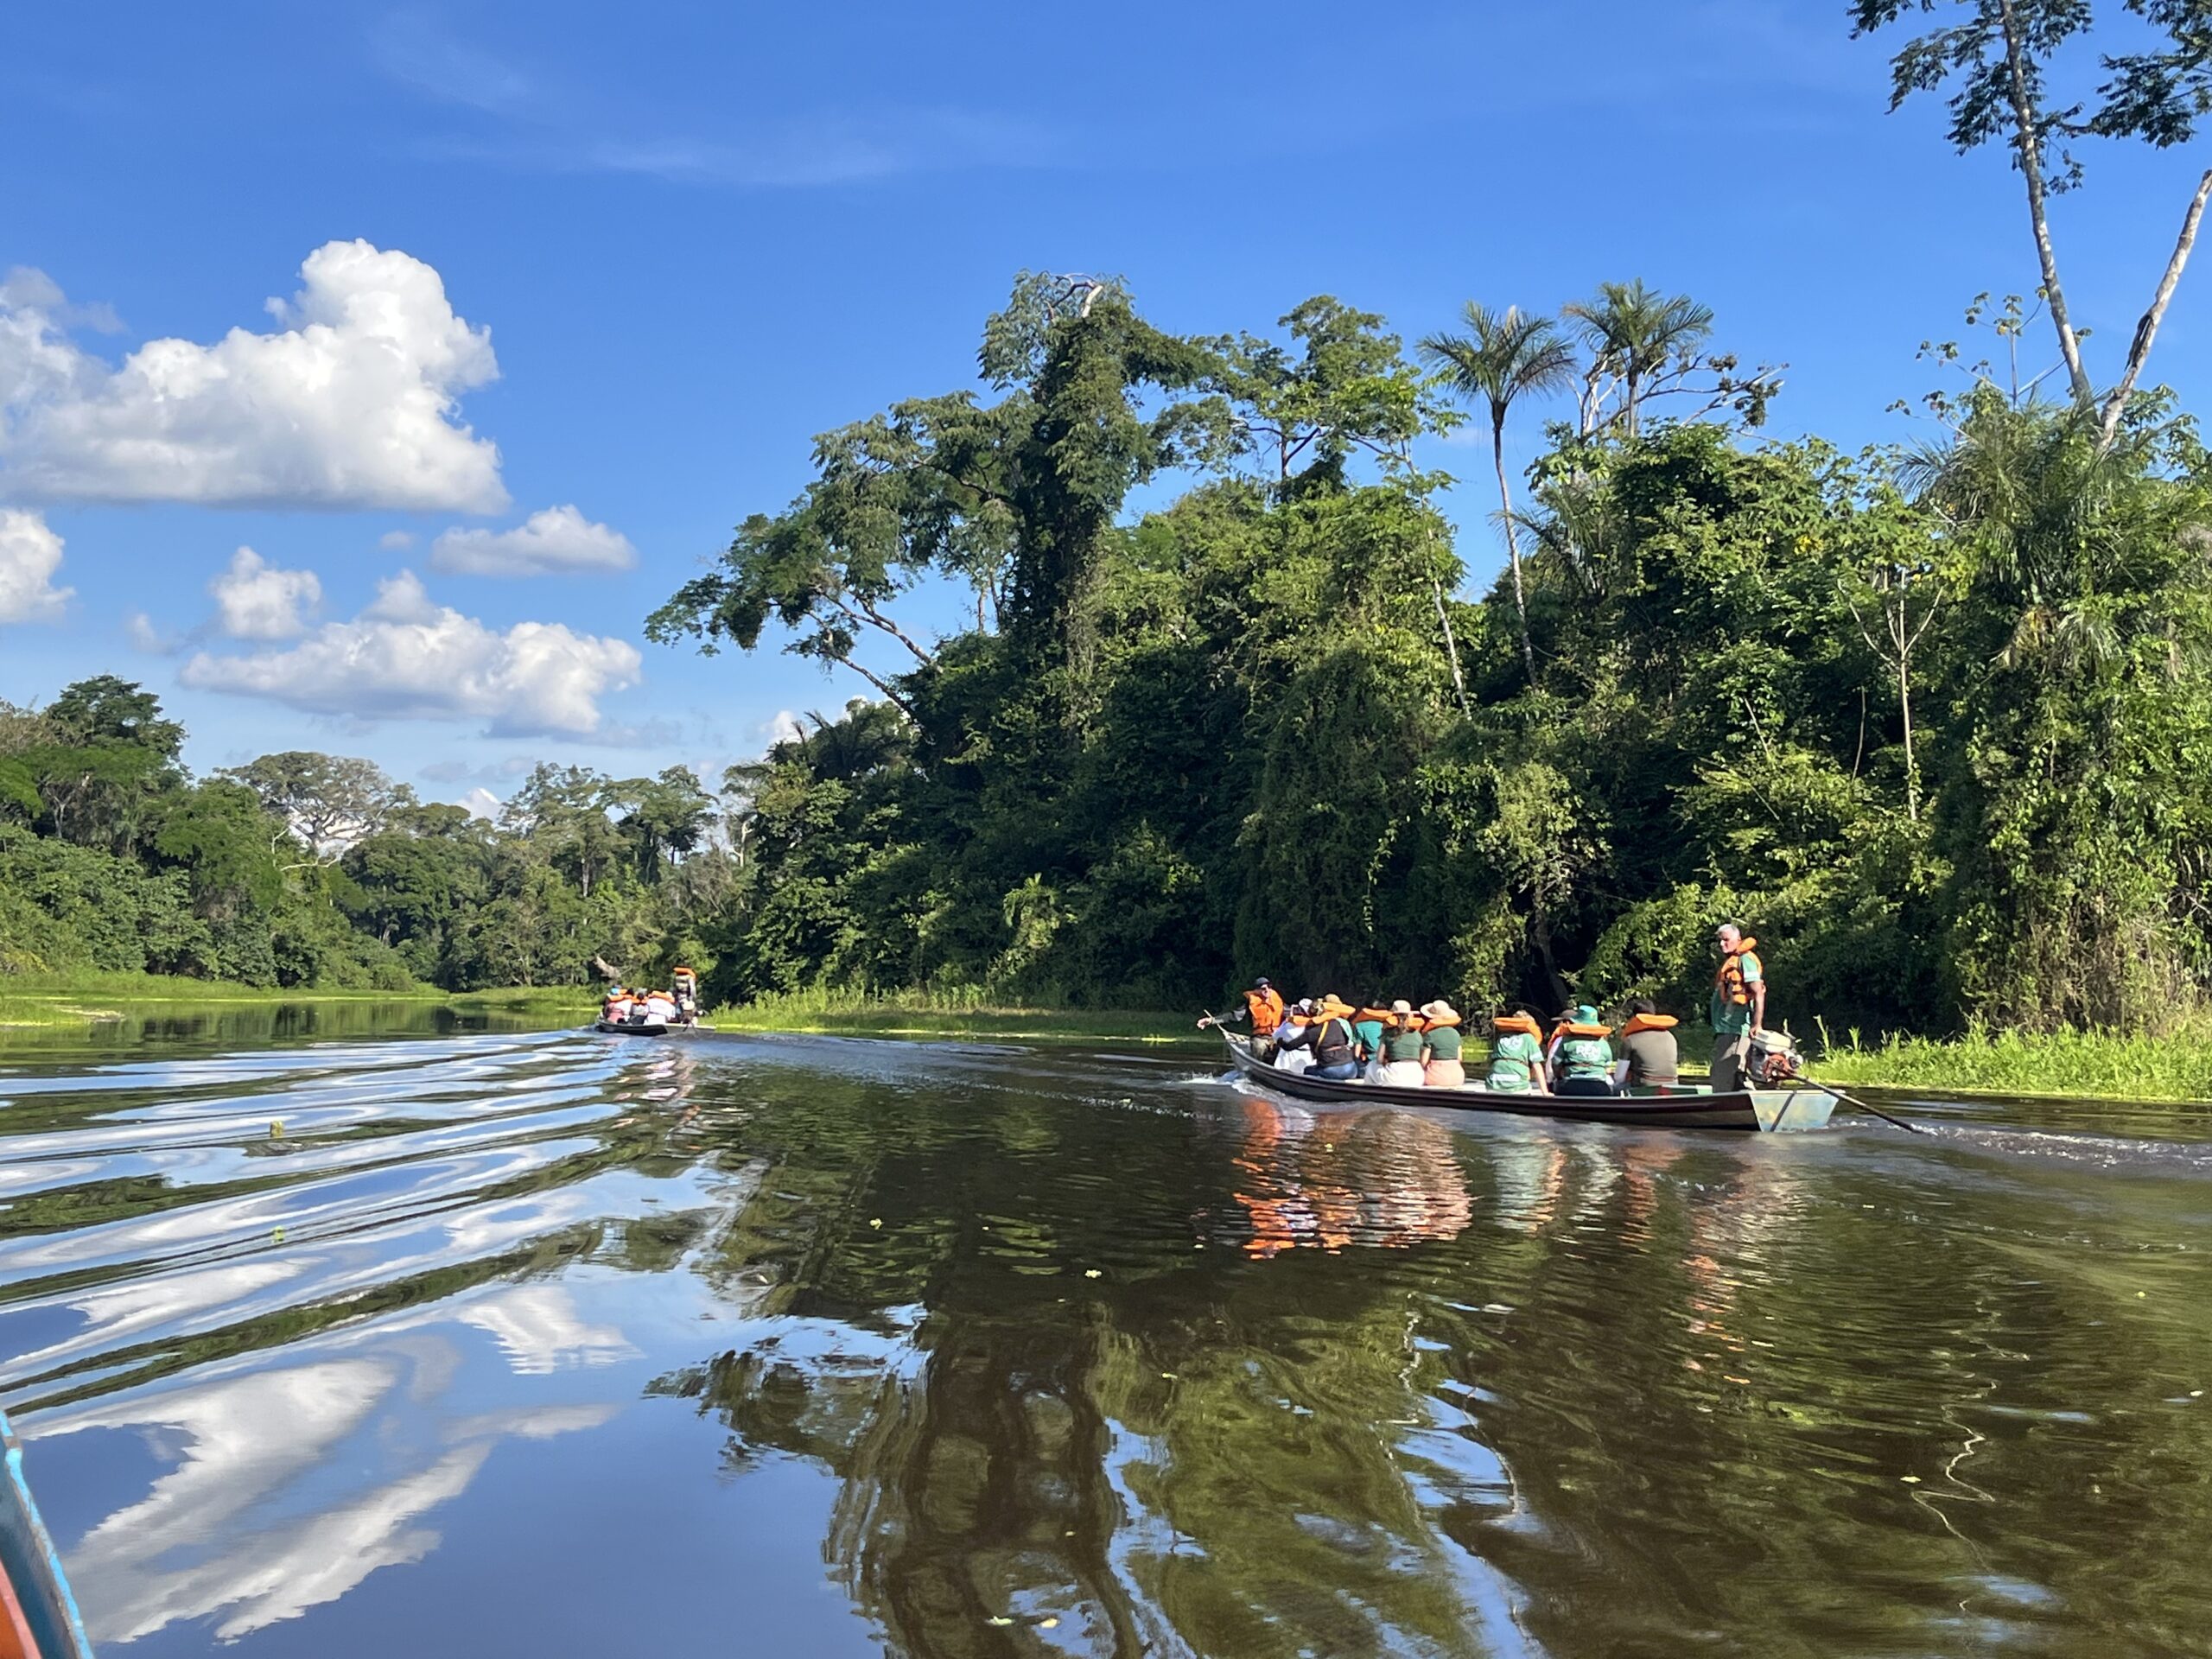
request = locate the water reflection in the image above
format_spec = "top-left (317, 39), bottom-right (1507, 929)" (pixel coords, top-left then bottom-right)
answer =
top-left (3, 1028), bottom-right (2210, 1656)
top-left (35, 1285), bottom-right (620, 1645)
top-left (1210, 1096), bottom-right (1476, 1256)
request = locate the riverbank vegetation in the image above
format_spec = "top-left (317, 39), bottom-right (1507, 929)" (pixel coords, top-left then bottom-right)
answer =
top-left (1, 684), bottom-right (727, 995)
top-left (704, 988), bottom-right (1196, 1045)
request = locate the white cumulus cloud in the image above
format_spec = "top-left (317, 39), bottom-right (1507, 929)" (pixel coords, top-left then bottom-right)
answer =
top-left (0, 240), bottom-right (507, 512)
top-left (378, 529), bottom-right (417, 551)
top-left (180, 569), bottom-right (641, 736)
top-left (430, 504), bottom-right (637, 576)
top-left (209, 546), bottom-right (321, 639)
top-left (0, 508), bottom-right (73, 623)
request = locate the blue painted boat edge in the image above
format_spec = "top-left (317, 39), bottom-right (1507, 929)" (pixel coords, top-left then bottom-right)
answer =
top-left (0, 1410), bottom-right (93, 1658)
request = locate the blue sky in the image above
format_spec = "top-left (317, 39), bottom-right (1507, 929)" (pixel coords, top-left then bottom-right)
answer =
top-left (3, 0), bottom-right (2207, 810)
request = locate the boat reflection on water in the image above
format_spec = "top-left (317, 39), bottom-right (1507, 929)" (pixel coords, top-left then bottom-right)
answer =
top-left (1209, 1095), bottom-right (1478, 1256)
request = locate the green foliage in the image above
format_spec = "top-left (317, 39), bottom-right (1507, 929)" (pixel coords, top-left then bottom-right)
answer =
top-left (659, 279), bottom-right (2212, 1041)
top-left (0, 678), bottom-right (726, 997)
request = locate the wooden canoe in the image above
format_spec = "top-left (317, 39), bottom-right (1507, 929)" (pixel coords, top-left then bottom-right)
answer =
top-left (0, 1412), bottom-right (92, 1659)
top-left (1221, 1033), bottom-right (1835, 1132)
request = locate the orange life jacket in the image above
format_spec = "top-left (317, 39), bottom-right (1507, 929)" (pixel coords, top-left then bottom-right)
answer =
top-left (1715, 940), bottom-right (1762, 1007)
top-left (1245, 988), bottom-right (1287, 1031)
top-left (1619, 1012), bottom-right (1679, 1036)
top-left (1491, 1013), bottom-right (1542, 1037)
top-left (1548, 1019), bottom-right (1613, 1042)
top-left (1420, 1010), bottom-right (1463, 1031)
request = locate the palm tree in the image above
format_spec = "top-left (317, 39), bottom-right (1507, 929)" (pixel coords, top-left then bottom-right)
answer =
top-left (1419, 304), bottom-right (1579, 684)
top-left (1565, 280), bottom-right (1714, 437)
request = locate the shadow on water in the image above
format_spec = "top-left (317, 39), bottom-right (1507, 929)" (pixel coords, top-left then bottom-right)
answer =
top-left (2, 1022), bottom-right (2209, 1657)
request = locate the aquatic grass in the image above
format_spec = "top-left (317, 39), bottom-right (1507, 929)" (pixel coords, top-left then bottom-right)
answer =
top-left (706, 985), bottom-right (1201, 1046)
top-left (0, 969), bottom-right (438, 1029)
top-left (1812, 1020), bottom-right (2212, 1103)
top-left (0, 972), bottom-right (583, 1045)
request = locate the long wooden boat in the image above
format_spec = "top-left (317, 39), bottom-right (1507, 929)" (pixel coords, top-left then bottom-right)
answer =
top-left (0, 1411), bottom-right (92, 1658)
top-left (1220, 1032), bottom-right (1835, 1132)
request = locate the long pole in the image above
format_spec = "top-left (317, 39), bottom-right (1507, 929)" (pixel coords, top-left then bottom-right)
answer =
top-left (1796, 1074), bottom-right (1923, 1135)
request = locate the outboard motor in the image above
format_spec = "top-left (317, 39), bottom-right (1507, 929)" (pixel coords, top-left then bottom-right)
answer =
top-left (1745, 1028), bottom-right (1803, 1085)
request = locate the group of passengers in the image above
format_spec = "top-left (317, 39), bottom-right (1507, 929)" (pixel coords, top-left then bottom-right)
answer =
top-left (601, 969), bottom-right (702, 1027)
top-left (1207, 978), bottom-right (1685, 1096)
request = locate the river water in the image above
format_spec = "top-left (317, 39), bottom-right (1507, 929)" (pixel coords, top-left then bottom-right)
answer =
top-left (2, 1014), bottom-right (2208, 1657)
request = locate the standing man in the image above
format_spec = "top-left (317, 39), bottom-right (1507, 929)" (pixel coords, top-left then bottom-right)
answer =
top-left (1202, 977), bottom-right (1287, 1058)
top-left (1709, 923), bottom-right (1766, 1091)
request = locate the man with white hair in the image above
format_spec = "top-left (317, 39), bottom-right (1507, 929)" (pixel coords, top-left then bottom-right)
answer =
top-left (1710, 922), bottom-right (1767, 1091)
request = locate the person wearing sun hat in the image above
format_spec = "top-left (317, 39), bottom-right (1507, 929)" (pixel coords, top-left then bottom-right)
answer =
top-left (1417, 1000), bottom-right (1465, 1088)
top-left (1373, 999), bottom-right (1427, 1086)
top-left (1275, 993), bottom-right (1362, 1079)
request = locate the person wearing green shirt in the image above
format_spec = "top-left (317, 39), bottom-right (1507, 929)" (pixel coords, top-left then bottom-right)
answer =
top-left (1351, 1006), bottom-right (1388, 1080)
top-left (1376, 1001), bottom-right (1427, 1086)
top-left (1709, 922), bottom-right (1767, 1092)
top-left (1552, 1005), bottom-right (1618, 1097)
top-left (1419, 1001), bottom-right (1465, 1088)
top-left (1485, 1011), bottom-right (1549, 1094)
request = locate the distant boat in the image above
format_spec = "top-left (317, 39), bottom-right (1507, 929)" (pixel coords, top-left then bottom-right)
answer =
top-left (1219, 1031), bottom-right (1835, 1132)
top-left (590, 1020), bottom-right (715, 1037)
top-left (0, 1411), bottom-right (92, 1658)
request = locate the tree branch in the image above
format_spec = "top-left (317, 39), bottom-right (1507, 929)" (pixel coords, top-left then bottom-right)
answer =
top-left (1998, 0), bottom-right (2094, 406)
top-left (2101, 167), bottom-right (2212, 446)
top-left (831, 652), bottom-right (918, 721)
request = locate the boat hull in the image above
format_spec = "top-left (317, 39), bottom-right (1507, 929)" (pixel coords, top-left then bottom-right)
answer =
top-left (591, 1020), bottom-right (715, 1037)
top-left (1222, 1033), bottom-right (1833, 1132)
top-left (0, 1411), bottom-right (92, 1658)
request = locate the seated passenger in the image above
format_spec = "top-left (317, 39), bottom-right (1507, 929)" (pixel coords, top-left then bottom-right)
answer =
top-left (1351, 1003), bottom-right (1390, 1081)
top-left (1485, 1010), bottom-right (1549, 1094)
top-left (1276, 995), bottom-right (1361, 1080)
top-left (1376, 1001), bottom-right (1427, 1086)
top-left (1552, 1006), bottom-right (1619, 1096)
top-left (1617, 997), bottom-right (1681, 1092)
top-left (643, 990), bottom-right (678, 1023)
top-left (1271, 1000), bottom-right (1317, 1074)
top-left (1418, 1001), bottom-right (1465, 1088)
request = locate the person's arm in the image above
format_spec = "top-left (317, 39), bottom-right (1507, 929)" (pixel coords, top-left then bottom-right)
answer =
top-left (1750, 974), bottom-right (1767, 1034)
top-left (1534, 1055), bottom-right (1551, 1094)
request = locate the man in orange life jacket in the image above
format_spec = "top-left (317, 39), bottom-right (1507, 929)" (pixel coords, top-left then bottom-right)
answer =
top-left (1709, 923), bottom-right (1766, 1092)
top-left (1199, 979), bottom-right (1288, 1057)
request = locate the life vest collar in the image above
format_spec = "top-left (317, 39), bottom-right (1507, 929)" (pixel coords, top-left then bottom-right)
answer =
top-left (1491, 1013), bottom-right (1542, 1036)
top-left (1556, 1020), bottom-right (1612, 1039)
top-left (1620, 1013), bottom-right (1679, 1034)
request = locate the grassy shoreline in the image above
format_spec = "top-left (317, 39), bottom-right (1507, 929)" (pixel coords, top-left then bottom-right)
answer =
top-left (704, 987), bottom-right (1198, 1045)
top-left (9, 974), bottom-right (2207, 1101)
top-left (0, 972), bottom-right (582, 1033)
